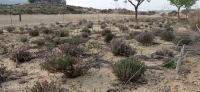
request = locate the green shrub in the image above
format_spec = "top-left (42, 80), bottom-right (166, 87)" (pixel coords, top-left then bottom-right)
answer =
top-left (129, 31), bottom-right (141, 39)
top-left (81, 27), bottom-right (91, 34)
top-left (155, 48), bottom-right (174, 57)
top-left (173, 36), bottom-right (192, 46)
top-left (42, 28), bottom-right (53, 34)
top-left (190, 20), bottom-right (200, 31)
top-left (0, 64), bottom-right (11, 83)
top-left (59, 43), bottom-right (83, 57)
top-left (100, 23), bottom-right (107, 29)
top-left (135, 31), bottom-right (155, 45)
top-left (5, 26), bottom-right (15, 32)
top-left (160, 31), bottom-right (175, 41)
top-left (165, 27), bottom-right (173, 31)
top-left (111, 39), bottom-right (136, 57)
top-left (59, 25), bottom-right (64, 28)
top-left (55, 29), bottom-right (69, 37)
top-left (9, 46), bottom-right (32, 62)
top-left (53, 37), bottom-right (68, 45)
top-left (104, 33), bottom-right (115, 43)
top-left (29, 30), bottom-right (39, 37)
top-left (0, 29), bottom-right (3, 34)
top-left (113, 58), bottom-right (146, 82)
top-left (32, 39), bottom-right (45, 46)
top-left (151, 28), bottom-right (164, 36)
top-left (20, 35), bottom-right (28, 43)
top-left (163, 58), bottom-right (175, 68)
top-left (81, 32), bottom-right (89, 38)
top-left (41, 55), bottom-right (91, 78)
top-left (87, 22), bottom-right (93, 28)
top-left (134, 25), bottom-right (140, 29)
top-left (101, 28), bottom-right (111, 36)
top-left (30, 80), bottom-right (67, 92)
top-left (118, 25), bottom-right (129, 31)
top-left (67, 36), bottom-right (89, 45)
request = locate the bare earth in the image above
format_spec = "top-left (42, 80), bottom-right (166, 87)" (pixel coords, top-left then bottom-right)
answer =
top-left (0, 14), bottom-right (161, 27)
top-left (0, 14), bottom-right (200, 92)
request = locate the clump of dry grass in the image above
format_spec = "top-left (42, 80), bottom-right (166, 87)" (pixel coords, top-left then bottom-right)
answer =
top-left (5, 26), bottom-right (15, 32)
top-left (0, 64), bottom-right (11, 83)
top-left (189, 10), bottom-right (200, 31)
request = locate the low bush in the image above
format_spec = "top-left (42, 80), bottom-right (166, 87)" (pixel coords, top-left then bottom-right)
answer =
top-left (160, 31), bottom-right (175, 41)
top-left (101, 28), bottom-right (111, 36)
top-left (19, 27), bottom-right (25, 31)
top-left (104, 33), bottom-right (115, 43)
top-left (32, 38), bottom-right (46, 46)
top-left (0, 29), bottom-right (3, 34)
top-left (55, 29), bottom-right (69, 37)
top-left (151, 28), bottom-right (164, 36)
top-left (0, 64), bottom-right (11, 83)
top-left (129, 31), bottom-right (141, 39)
top-left (41, 55), bottom-right (91, 78)
top-left (190, 20), bottom-right (200, 31)
top-left (173, 36), bottom-right (193, 46)
top-left (135, 31), bottom-right (155, 45)
top-left (29, 30), bottom-right (39, 37)
top-left (118, 25), bottom-right (129, 31)
top-left (67, 36), bottom-right (89, 45)
top-left (134, 25), bottom-right (140, 29)
top-left (30, 80), bottom-right (67, 92)
top-left (20, 35), bottom-right (28, 43)
top-left (111, 39), bottom-right (136, 57)
top-left (5, 26), bottom-right (15, 32)
top-left (163, 58), bottom-right (175, 68)
top-left (59, 43), bottom-right (83, 57)
top-left (81, 27), bottom-right (91, 34)
top-left (165, 27), bottom-right (173, 31)
top-left (100, 23), bottom-right (107, 29)
top-left (81, 32), bottom-right (90, 38)
top-left (0, 43), bottom-right (7, 55)
top-left (53, 37), bottom-right (68, 45)
top-left (9, 46), bottom-right (32, 62)
top-left (87, 22), bottom-right (93, 28)
top-left (113, 58), bottom-right (146, 82)
top-left (42, 28), bottom-right (54, 34)
top-left (129, 24), bottom-right (134, 28)
top-left (155, 48), bottom-right (174, 57)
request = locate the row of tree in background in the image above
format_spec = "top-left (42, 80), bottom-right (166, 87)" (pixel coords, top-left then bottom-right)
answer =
top-left (28, 0), bottom-right (66, 5)
top-left (115, 0), bottom-right (198, 22)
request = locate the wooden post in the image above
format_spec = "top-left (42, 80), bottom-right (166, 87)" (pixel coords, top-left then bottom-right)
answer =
top-left (19, 14), bottom-right (21, 22)
top-left (175, 45), bottom-right (185, 74)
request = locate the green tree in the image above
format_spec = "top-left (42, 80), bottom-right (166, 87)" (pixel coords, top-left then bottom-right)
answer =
top-left (61, 0), bottom-right (66, 5)
top-left (115, 0), bottom-right (151, 22)
top-left (28, 0), bottom-right (41, 3)
top-left (168, 0), bottom-right (198, 19)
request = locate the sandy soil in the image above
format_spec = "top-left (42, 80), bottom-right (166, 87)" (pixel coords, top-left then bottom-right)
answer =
top-left (0, 14), bottom-right (161, 27)
top-left (0, 14), bottom-right (200, 92)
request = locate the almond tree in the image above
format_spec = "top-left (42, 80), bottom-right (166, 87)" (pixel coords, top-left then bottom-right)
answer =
top-left (114, 0), bottom-right (151, 22)
top-left (168, 0), bottom-right (198, 19)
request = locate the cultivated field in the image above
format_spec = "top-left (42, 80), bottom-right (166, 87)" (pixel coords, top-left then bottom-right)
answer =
top-left (0, 13), bottom-right (200, 92)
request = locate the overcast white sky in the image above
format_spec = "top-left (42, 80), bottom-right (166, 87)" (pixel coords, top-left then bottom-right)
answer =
top-left (0, 0), bottom-right (200, 11)
top-left (67, 0), bottom-right (200, 11)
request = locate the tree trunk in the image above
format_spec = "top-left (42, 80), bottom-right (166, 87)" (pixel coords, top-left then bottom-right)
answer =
top-left (178, 7), bottom-right (181, 19)
top-left (135, 6), bottom-right (138, 22)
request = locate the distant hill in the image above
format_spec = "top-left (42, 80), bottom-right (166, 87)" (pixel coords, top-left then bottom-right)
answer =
top-left (0, 3), bottom-right (100, 15)
top-left (0, 3), bottom-right (160, 15)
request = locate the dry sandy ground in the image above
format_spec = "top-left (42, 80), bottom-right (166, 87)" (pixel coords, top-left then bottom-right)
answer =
top-left (0, 14), bottom-right (200, 92)
top-left (0, 14), bottom-right (161, 27)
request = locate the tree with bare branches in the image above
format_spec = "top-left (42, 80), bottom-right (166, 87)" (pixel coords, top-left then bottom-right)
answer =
top-left (115, 0), bottom-right (151, 22)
